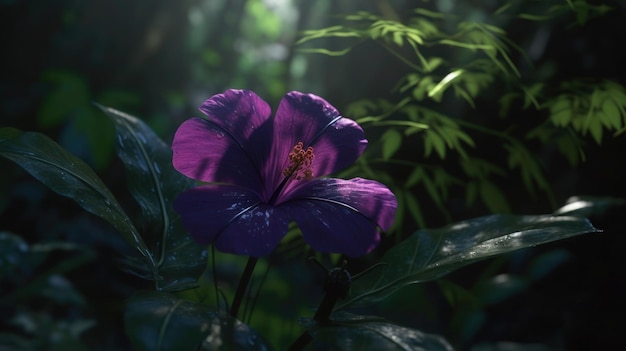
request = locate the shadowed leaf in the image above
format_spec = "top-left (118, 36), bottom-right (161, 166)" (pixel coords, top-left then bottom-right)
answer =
top-left (0, 127), bottom-right (155, 271)
top-left (305, 312), bottom-right (454, 351)
top-left (341, 214), bottom-right (598, 308)
top-left (125, 292), bottom-right (269, 351)
top-left (97, 105), bottom-right (206, 291)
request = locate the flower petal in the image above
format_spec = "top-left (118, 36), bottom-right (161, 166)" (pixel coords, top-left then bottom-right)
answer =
top-left (174, 185), bottom-right (290, 257)
top-left (264, 92), bottom-right (367, 195)
top-left (172, 118), bottom-right (264, 189)
top-left (279, 178), bottom-right (397, 257)
top-left (199, 89), bottom-right (272, 145)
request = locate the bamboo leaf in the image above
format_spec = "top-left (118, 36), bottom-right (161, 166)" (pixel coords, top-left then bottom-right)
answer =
top-left (381, 129), bottom-right (402, 160)
top-left (428, 69), bottom-right (465, 100)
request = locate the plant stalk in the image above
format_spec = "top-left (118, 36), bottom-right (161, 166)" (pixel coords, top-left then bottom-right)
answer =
top-left (230, 256), bottom-right (258, 319)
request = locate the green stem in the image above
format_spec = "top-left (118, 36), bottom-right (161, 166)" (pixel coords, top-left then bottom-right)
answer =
top-left (230, 256), bottom-right (258, 319)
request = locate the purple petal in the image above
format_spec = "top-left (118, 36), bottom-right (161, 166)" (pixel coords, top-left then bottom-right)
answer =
top-left (174, 89), bottom-right (275, 188)
top-left (199, 89), bottom-right (272, 145)
top-left (262, 92), bottom-right (367, 197)
top-left (279, 178), bottom-right (397, 257)
top-left (174, 185), bottom-right (290, 257)
top-left (172, 118), bottom-right (264, 189)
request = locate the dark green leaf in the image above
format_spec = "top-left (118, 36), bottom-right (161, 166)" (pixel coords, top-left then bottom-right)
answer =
top-left (472, 342), bottom-right (555, 351)
top-left (549, 98), bottom-right (572, 127)
top-left (305, 312), bottom-right (453, 351)
top-left (71, 107), bottom-right (115, 169)
top-left (475, 274), bottom-right (528, 305)
top-left (97, 105), bottom-right (206, 291)
top-left (125, 292), bottom-right (269, 351)
top-left (527, 249), bottom-right (571, 280)
top-left (0, 128), bottom-right (155, 270)
top-left (37, 71), bottom-right (90, 128)
top-left (424, 130), bottom-right (446, 159)
top-left (479, 181), bottom-right (510, 213)
top-left (0, 231), bottom-right (94, 304)
top-left (381, 129), bottom-right (402, 160)
top-left (341, 214), bottom-right (598, 308)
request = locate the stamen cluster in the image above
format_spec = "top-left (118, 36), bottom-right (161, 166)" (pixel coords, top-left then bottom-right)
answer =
top-left (282, 141), bottom-right (315, 180)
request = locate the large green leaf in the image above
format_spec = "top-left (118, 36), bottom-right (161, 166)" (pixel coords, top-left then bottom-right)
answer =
top-left (97, 105), bottom-right (206, 291)
top-left (0, 128), bottom-right (155, 271)
top-left (125, 292), bottom-right (270, 351)
top-left (341, 214), bottom-right (598, 308)
top-left (304, 312), bottom-right (453, 351)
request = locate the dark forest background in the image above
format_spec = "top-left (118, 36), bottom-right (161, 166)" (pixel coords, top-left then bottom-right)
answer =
top-left (1, 0), bottom-right (625, 350)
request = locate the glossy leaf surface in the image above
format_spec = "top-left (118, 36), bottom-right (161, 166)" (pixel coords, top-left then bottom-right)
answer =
top-left (342, 214), bottom-right (598, 308)
top-left (0, 127), bottom-right (155, 270)
top-left (306, 312), bottom-right (454, 351)
top-left (125, 292), bottom-right (270, 351)
top-left (97, 105), bottom-right (206, 291)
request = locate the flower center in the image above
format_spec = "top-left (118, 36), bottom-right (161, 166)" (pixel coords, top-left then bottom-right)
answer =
top-left (282, 141), bottom-right (315, 180)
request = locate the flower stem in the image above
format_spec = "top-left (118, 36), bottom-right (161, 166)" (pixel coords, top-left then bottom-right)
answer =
top-left (230, 256), bottom-right (258, 319)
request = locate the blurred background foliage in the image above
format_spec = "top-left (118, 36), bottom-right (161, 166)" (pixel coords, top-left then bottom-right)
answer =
top-left (1, 0), bottom-right (626, 350)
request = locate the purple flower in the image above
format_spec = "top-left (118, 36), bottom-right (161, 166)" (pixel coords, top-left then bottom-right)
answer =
top-left (172, 89), bottom-right (397, 257)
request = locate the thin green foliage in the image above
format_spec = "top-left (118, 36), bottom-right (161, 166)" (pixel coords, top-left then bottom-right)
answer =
top-left (298, 0), bottom-right (625, 234)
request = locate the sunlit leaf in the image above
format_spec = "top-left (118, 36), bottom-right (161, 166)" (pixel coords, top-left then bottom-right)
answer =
top-left (0, 128), bottom-right (155, 270)
top-left (305, 312), bottom-right (454, 351)
top-left (296, 47), bottom-right (353, 56)
top-left (125, 292), bottom-right (269, 351)
top-left (412, 75), bottom-right (436, 100)
top-left (428, 69), bottom-right (464, 101)
top-left (381, 129), bottom-right (402, 160)
top-left (588, 117), bottom-right (603, 144)
top-left (341, 214), bottom-right (598, 308)
top-left (424, 57), bottom-right (444, 72)
top-left (296, 26), bottom-right (361, 45)
top-left (97, 105), bottom-right (206, 291)
top-left (424, 130), bottom-right (446, 159)
top-left (601, 99), bottom-right (622, 129)
top-left (550, 98), bottom-right (573, 126)
top-left (392, 31), bottom-right (403, 46)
